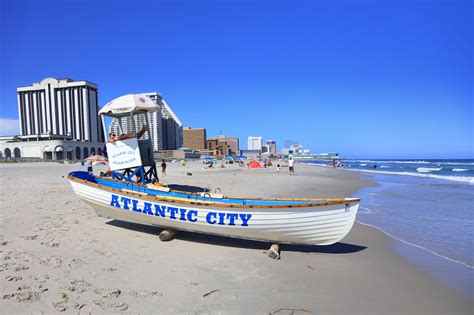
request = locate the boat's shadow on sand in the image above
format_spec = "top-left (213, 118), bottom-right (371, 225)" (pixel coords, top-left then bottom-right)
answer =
top-left (106, 220), bottom-right (367, 254)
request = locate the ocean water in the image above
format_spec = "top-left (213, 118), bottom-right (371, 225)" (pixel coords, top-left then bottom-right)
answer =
top-left (342, 158), bottom-right (474, 184)
top-left (356, 173), bottom-right (473, 267)
top-left (301, 159), bottom-right (474, 267)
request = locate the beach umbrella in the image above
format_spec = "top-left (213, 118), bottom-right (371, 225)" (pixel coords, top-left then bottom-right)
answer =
top-left (86, 155), bottom-right (108, 165)
top-left (99, 94), bottom-right (158, 115)
top-left (225, 155), bottom-right (234, 160)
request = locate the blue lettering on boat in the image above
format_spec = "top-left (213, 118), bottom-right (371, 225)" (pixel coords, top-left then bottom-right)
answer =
top-left (132, 199), bottom-right (141, 213)
top-left (239, 213), bottom-right (252, 226)
top-left (121, 197), bottom-right (131, 210)
top-left (167, 207), bottom-right (179, 219)
top-left (108, 194), bottom-right (252, 227)
top-left (187, 210), bottom-right (198, 222)
top-left (226, 213), bottom-right (239, 226)
top-left (142, 202), bottom-right (153, 215)
top-left (179, 209), bottom-right (187, 221)
top-left (110, 195), bottom-right (120, 208)
top-left (154, 204), bottom-right (166, 217)
top-left (218, 212), bottom-right (226, 225)
top-left (206, 212), bottom-right (217, 224)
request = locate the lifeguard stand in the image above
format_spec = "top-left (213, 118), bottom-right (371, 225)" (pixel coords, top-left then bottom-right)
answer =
top-left (99, 94), bottom-right (159, 184)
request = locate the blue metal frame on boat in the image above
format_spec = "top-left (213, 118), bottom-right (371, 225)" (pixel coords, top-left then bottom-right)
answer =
top-left (110, 164), bottom-right (158, 184)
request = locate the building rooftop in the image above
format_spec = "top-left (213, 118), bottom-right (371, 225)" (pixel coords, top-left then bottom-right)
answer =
top-left (17, 77), bottom-right (98, 90)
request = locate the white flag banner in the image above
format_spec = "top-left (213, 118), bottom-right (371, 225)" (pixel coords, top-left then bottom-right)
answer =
top-left (106, 138), bottom-right (142, 171)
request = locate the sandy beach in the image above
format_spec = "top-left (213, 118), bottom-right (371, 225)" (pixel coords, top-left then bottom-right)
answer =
top-left (0, 161), bottom-right (471, 314)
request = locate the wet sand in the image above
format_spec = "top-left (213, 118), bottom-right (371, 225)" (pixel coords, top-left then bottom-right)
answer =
top-left (0, 161), bottom-right (471, 314)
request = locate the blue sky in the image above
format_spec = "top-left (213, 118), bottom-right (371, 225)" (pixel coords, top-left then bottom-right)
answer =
top-left (1, 0), bottom-right (472, 158)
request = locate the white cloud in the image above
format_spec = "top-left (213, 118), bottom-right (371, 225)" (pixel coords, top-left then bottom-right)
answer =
top-left (0, 118), bottom-right (20, 136)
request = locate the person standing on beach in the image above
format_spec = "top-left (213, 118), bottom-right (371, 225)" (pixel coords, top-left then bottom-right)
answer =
top-left (161, 159), bottom-right (167, 178)
top-left (288, 158), bottom-right (295, 175)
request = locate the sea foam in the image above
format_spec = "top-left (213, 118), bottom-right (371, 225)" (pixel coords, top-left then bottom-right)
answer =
top-left (347, 169), bottom-right (474, 184)
top-left (343, 159), bottom-right (474, 166)
top-left (452, 168), bottom-right (468, 172)
top-left (416, 167), bottom-right (442, 173)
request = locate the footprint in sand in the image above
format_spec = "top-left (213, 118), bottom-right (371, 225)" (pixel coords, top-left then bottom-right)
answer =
top-left (94, 288), bottom-right (122, 299)
top-left (67, 258), bottom-right (86, 269)
top-left (41, 239), bottom-right (60, 248)
top-left (4, 250), bottom-right (34, 263)
top-left (93, 300), bottom-right (129, 311)
top-left (51, 292), bottom-right (69, 312)
top-left (5, 275), bottom-right (22, 281)
top-left (67, 279), bottom-right (91, 293)
top-left (93, 249), bottom-right (116, 257)
top-left (2, 284), bottom-right (48, 303)
top-left (0, 262), bottom-right (30, 272)
top-left (30, 274), bottom-right (50, 283)
top-left (129, 290), bottom-right (163, 299)
top-left (39, 256), bottom-right (62, 268)
top-left (22, 235), bottom-right (38, 240)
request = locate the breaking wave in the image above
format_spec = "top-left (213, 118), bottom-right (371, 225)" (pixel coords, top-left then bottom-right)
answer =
top-left (347, 169), bottom-right (474, 184)
top-left (416, 167), bottom-right (442, 173)
top-left (343, 160), bottom-right (474, 166)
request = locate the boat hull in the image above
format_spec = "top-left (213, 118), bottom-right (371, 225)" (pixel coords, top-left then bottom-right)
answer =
top-left (69, 179), bottom-right (359, 245)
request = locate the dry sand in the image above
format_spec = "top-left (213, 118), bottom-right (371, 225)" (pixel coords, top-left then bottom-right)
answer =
top-left (0, 161), bottom-right (471, 314)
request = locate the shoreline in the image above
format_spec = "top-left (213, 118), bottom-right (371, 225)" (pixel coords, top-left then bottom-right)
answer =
top-left (1, 162), bottom-right (471, 314)
top-left (344, 168), bottom-right (474, 298)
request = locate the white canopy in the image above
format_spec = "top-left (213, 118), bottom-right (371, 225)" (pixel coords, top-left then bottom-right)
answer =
top-left (98, 94), bottom-right (159, 116)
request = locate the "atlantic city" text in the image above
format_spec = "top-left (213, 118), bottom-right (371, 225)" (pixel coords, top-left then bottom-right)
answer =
top-left (109, 194), bottom-right (252, 226)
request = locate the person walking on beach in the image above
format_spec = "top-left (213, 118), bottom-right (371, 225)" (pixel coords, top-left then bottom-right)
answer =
top-left (161, 159), bottom-right (167, 178)
top-left (277, 164), bottom-right (281, 174)
top-left (288, 158), bottom-right (295, 175)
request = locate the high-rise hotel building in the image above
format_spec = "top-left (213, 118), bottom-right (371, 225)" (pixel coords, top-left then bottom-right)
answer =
top-left (1, 78), bottom-right (104, 160)
top-left (109, 92), bottom-right (183, 151)
top-left (16, 77), bottom-right (104, 142)
top-left (248, 136), bottom-right (263, 151)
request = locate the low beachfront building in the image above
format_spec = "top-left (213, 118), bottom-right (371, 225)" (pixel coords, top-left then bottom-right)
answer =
top-left (154, 149), bottom-right (201, 160)
top-left (206, 135), bottom-right (239, 156)
top-left (239, 149), bottom-right (261, 159)
top-left (0, 135), bottom-right (104, 160)
top-left (183, 127), bottom-right (206, 151)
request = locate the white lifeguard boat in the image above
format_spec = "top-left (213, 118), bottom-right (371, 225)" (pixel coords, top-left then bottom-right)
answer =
top-left (68, 94), bottom-right (360, 247)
